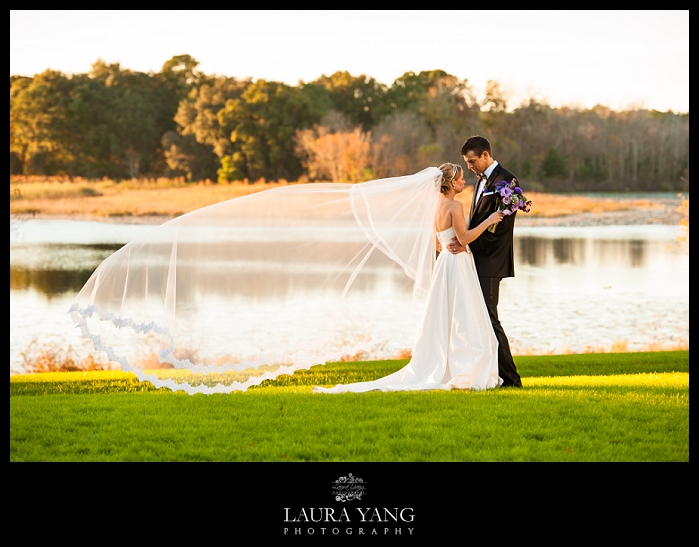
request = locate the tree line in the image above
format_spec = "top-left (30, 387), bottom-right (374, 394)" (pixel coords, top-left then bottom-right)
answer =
top-left (10, 55), bottom-right (689, 192)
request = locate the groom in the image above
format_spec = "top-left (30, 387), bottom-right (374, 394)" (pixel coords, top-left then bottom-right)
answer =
top-left (446, 135), bottom-right (522, 388)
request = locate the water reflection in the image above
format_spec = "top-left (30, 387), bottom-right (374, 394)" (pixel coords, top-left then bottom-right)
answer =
top-left (516, 237), bottom-right (648, 269)
top-left (11, 237), bottom-right (661, 298)
top-left (10, 267), bottom-right (95, 297)
top-left (9, 219), bottom-right (689, 370)
top-left (10, 241), bottom-right (411, 299)
top-left (595, 239), bottom-right (646, 268)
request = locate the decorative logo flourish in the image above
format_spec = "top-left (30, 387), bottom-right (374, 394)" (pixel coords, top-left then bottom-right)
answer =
top-left (332, 473), bottom-right (367, 502)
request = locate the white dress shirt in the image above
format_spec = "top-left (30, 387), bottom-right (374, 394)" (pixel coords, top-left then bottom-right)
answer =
top-left (475, 160), bottom-right (498, 206)
top-left (466, 160), bottom-right (499, 253)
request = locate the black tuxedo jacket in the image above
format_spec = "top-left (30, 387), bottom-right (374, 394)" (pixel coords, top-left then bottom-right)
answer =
top-left (467, 163), bottom-right (517, 278)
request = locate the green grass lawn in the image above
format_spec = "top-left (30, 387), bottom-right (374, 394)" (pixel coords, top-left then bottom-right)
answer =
top-left (10, 351), bottom-right (688, 462)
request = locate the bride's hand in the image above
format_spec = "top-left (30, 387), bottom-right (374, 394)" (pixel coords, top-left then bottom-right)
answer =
top-left (488, 211), bottom-right (505, 225)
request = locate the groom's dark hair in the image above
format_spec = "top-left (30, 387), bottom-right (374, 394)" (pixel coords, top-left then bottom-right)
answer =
top-left (461, 135), bottom-right (492, 157)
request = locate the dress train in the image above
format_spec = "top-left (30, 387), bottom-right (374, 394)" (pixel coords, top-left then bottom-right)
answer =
top-left (313, 227), bottom-right (502, 393)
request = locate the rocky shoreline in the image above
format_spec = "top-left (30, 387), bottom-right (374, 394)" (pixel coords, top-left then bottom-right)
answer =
top-left (517, 199), bottom-right (685, 228)
top-left (12, 197), bottom-right (687, 228)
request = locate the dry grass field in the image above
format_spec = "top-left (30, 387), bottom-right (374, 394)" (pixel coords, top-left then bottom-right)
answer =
top-left (9, 176), bottom-right (666, 221)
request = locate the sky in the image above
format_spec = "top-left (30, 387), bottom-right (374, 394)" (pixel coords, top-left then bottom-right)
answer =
top-left (10, 10), bottom-right (689, 113)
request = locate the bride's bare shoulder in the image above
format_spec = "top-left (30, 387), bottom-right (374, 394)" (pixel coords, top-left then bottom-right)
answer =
top-left (436, 197), bottom-right (464, 218)
top-left (438, 198), bottom-right (463, 209)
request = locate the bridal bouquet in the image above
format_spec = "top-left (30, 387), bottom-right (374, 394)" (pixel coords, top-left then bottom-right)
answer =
top-left (487, 177), bottom-right (532, 232)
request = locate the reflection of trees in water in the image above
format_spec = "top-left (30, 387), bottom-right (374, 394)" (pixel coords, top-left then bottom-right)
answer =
top-left (516, 237), bottom-right (648, 268)
top-left (516, 237), bottom-right (549, 267)
top-left (594, 240), bottom-right (647, 268)
top-left (10, 264), bottom-right (399, 300)
top-left (13, 237), bottom-right (654, 299)
top-left (10, 242), bottom-right (123, 297)
top-left (625, 240), bottom-right (646, 268)
top-left (10, 240), bottom-right (411, 300)
top-left (552, 239), bottom-right (576, 265)
top-left (10, 267), bottom-right (96, 298)
top-left (517, 236), bottom-right (588, 266)
top-left (629, 240), bottom-right (646, 267)
top-left (10, 243), bottom-right (122, 269)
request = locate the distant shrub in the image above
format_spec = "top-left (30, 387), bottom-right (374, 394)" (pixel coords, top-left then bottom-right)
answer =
top-left (19, 340), bottom-right (113, 373)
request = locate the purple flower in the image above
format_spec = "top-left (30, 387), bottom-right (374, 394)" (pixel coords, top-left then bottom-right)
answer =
top-left (487, 177), bottom-right (532, 232)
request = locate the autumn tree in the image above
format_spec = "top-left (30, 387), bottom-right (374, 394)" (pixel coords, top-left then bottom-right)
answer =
top-left (369, 111), bottom-right (432, 178)
top-left (9, 57), bottom-right (688, 190)
top-left (296, 112), bottom-right (372, 182)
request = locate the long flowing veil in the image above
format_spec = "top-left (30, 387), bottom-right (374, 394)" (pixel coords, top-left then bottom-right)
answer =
top-left (69, 167), bottom-right (443, 394)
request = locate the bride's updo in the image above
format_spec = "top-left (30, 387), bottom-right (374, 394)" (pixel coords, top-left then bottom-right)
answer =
top-left (438, 163), bottom-right (463, 194)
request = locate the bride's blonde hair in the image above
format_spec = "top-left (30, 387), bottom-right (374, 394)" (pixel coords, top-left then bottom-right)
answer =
top-left (438, 163), bottom-right (463, 194)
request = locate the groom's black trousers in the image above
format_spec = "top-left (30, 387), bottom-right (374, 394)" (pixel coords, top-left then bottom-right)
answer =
top-left (478, 276), bottom-right (522, 387)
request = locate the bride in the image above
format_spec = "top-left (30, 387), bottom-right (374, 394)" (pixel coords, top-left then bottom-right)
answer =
top-left (70, 164), bottom-right (502, 395)
top-left (313, 163), bottom-right (503, 393)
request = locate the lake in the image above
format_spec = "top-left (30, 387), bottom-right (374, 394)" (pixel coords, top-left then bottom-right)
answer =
top-left (9, 216), bottom-right (689, 374)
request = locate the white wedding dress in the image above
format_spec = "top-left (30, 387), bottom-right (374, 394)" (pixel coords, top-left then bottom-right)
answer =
top-left (313, 226), bottom-right (502, 393)
top-left (70, 167), bottom-right (500, 395)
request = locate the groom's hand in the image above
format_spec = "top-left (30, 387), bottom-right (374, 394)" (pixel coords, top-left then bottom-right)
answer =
top-left (446, 236), bottom-right (465, 254)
